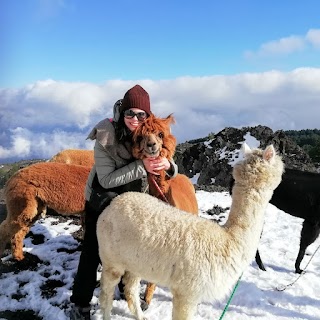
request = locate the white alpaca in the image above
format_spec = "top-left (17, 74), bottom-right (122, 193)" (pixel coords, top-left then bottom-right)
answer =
top-left (96, 144), bottom-right (284, 320)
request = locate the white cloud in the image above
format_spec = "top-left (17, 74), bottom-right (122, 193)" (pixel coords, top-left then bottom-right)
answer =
top-left (0, 127), bottom-right (94, 160)
top-left (306, 28), bottom-right (320, 48)
top-left (1, 68), bottom-right (320, 161)
top-left (0, 128), bottom-right (31, 158)
top-left (245, 28), bottom-right (320, 58)
top-left (260, 35), bottom-right (305, 55)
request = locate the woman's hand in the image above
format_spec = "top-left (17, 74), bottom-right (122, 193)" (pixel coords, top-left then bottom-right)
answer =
top-left (142, 157), bottom-right (171, 175)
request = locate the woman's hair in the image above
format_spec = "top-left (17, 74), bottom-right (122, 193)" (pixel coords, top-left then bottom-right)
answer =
top-left (114, 113), bottom-right (132, 143)
top-left (113, 99), bottom-right (132, 143)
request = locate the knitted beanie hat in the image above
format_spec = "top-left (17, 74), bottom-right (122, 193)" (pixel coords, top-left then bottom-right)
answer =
top-left (120, 85), bottom-right (151, 115)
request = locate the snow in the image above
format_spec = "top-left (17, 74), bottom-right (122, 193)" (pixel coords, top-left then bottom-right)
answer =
top-left (0, 190), bottom-right (319, 320)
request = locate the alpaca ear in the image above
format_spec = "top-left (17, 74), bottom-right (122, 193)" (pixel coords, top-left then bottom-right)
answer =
top-left (241, 142), bottom-right (251, 156)
top-left (263, 145), bottom-right (276, 163)
top-left (165, 113), bottom-right (175, 125)
top-left (164, 114), bottom-right (175, 134)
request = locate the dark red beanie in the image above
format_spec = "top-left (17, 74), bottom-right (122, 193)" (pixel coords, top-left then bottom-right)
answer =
top-left (120, 85), bottom-right (151, 115)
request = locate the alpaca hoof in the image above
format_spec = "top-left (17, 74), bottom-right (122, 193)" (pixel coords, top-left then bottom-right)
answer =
top-left (13, 254), bottom-right (25, 261)
top-left (140, 298), bottom-right (149, 311)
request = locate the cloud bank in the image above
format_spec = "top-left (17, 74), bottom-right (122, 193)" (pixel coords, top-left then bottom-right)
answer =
top-left (1, 68), bottom-right (320, 162)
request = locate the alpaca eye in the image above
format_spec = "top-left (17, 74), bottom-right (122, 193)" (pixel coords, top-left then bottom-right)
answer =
top-left (135, 136), bottom-right (143, 144)
top-left (159, 132), bottom-right (164, 139)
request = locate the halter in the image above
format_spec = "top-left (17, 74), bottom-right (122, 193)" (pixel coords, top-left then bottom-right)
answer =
top-left (149, 175), bottom-right (169, 203)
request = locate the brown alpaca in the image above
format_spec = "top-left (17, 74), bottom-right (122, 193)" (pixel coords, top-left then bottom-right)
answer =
top-left (0, 162), bottom-right (91, 261)
top-left (50, 149), bottom-right (94, 167)
top-left (132, 113), bottom-right (199, 306)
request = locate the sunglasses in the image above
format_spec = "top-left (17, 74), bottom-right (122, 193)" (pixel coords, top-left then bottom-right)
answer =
top-left (124, 109), bottom-right (147, 121)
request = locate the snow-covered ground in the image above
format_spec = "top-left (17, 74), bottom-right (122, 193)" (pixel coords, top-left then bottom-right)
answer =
top-left (0, 190), bottom-right (319, 320)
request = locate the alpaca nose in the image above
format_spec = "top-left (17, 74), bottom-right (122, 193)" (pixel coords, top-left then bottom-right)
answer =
top-left (147, 141), bottom-right (157, 151)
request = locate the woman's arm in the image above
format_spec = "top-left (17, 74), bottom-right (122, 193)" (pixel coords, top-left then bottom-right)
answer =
top-left (94, 141), bottom-right (147, 189)
top-left (167, 159), bottom-right (178, 178)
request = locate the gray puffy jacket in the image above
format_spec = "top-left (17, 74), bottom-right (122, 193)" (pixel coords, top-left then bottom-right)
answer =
top-left (84, 118), bottom-right (177, 201)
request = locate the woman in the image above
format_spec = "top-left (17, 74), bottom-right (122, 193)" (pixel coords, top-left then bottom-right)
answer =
top-left (69, 85), bottom-right (178, 320)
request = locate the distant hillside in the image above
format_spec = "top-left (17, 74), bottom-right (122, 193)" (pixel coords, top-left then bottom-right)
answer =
top-left (175, 125), bottom-right (318, 189)
top-left (284, 129), bottom-right (320, 162)
top-left (184, 128), bottom-right (320, 164)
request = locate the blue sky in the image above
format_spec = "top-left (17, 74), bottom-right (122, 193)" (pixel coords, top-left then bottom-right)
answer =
top-left (1, 0), bottom-right (320, 161)
top-left (2, 0), bottom-right (320, 87)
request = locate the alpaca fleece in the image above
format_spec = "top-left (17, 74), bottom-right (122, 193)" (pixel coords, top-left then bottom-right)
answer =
top-left (97, 144), bottom-right (284, 320)
top-left (269, 168), bottom-right (320, 273)
top-left (132, 113), bottom-right (198, 215)
top-left (0, 162), bottom-right (90, 261)
top-left (132, 113), bottom-right (198, 305)
top-left (50, 149), bottom-right (94, 167)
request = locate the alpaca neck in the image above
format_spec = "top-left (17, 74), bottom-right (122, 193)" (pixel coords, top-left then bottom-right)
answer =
top-left (224, 184), bottom-right (274, 256)
top-left (148, 171), bottom-right (170, 197)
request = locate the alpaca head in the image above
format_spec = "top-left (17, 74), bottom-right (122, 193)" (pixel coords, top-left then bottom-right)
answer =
top-left (132, 113), bottom-right (176, 159)
top-left (233, 143), bottom-right (284, 192)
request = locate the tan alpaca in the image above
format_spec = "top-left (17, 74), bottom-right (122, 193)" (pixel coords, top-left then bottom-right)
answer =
top-left (0, 162), bottom-right (90, 261)
top-left (132, 114), bottom-right (198, 214)
top-left (96, 144), bottom-right (284, 320)
top-left (131, 113), bottom-right (198, 305)
top-left (50, 149), bottom-right (94, 167)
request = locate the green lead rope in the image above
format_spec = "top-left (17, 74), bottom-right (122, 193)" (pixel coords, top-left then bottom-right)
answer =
top-left (218, 273), bottom-right (243, 320)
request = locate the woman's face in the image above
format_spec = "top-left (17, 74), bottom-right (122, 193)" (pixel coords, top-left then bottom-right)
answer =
top-left (123, 108), bottom-right (147, 131)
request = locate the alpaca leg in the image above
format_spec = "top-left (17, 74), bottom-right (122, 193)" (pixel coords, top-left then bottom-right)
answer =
top-left (143, 282), bottom-right (156, 306)
top-left (11, 225), bottom-right (31, 261)
top-left (0, 219), bottom-right (30, 260)
top-left (3, 196), bottom-right (39, 260)
top-left (255, 250), bottom-right (266, 271)
top-left (0, 219), bottom-right (13, 258)
top-left (99, 266), bottom-right (123, 320)
top-left (295, 220), bottom-right (320, 274)
top-left (172, 292), bottom-right (197, 320)
top-left (122, 272), bottom-right (146, 320)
